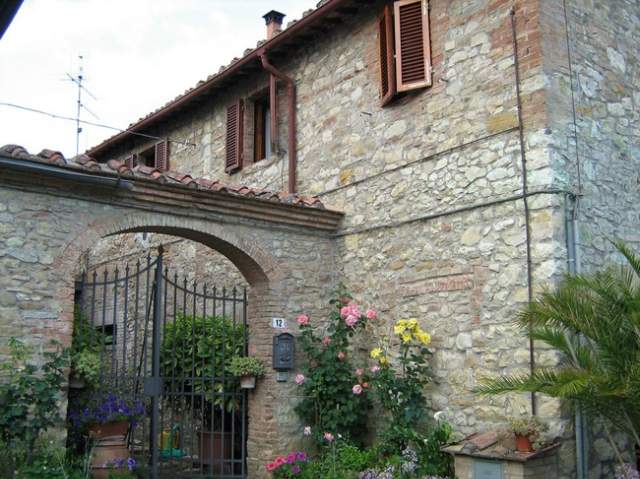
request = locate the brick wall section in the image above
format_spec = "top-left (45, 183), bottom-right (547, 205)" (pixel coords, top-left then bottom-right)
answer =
top-left (0, 179), bottom-right (340, 478)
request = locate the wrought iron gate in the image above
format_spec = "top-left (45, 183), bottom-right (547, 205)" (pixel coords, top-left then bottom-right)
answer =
top-left (75, 246), bottom-right (248, 478)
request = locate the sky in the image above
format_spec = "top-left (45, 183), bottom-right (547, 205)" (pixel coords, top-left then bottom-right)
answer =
top-left (0, 0), bottom-right (318, 158)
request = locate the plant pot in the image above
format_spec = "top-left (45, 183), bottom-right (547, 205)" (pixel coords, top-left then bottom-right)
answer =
top-left (515, 433), bottom-right (533, 452)
top-left (199, 431), bottom-right (232, 473)
top-left (89, 420), bottom-right (130, 439)
top-left (90, 437), bottom-right (129, 479)
top-left (240, 375), bottom-right (256, 389)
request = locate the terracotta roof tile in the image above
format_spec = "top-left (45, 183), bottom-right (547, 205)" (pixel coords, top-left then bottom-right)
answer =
top-left (0, 144), bottom-right (325, 209)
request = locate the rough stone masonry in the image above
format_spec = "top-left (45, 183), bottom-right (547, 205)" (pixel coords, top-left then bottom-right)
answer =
top-left (0, 0), bottom-right (638, 477)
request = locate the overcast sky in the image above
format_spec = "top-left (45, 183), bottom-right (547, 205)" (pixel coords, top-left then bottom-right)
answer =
top-left (0, 0), bottom-right (318, 157)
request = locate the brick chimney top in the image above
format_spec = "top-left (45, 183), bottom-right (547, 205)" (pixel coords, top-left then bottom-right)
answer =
top-left (263, 10), bottom-right (286, 39)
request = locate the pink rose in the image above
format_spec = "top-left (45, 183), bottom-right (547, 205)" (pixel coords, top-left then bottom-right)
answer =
top-left (340, 303), bottom-right (362, 319)
top-left (323, 432), bottom-right (334, 442)
top-left (362, 382), bottom-right (369, 388)
top-left (337, 351), bottom-right (345, 360)
top-left (370, 365), bottom-right (381, 373)
top-left (266, 462), bottom-right (276, 472)
top-left (296, 314), bottom-right (309, 326)
top-left (295, 373), bottom-right (305, 385)
top-left (303, 426), bottom-right (312, 436)
top-left (366, 309), bottom-right (377, 319)
top-left (355, 368), bottom-right (364, 377)
top-left (352, 384), bottom-right (363, 395)
top-left (345, 315), bottom-right (358, 327)
top-left (275, 456), bottom-right (286, 467)
top-left (322, 336), bottom-right (331, 346)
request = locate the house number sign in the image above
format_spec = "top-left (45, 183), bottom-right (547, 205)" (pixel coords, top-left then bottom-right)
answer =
top-left (271, 317), bottom-right (287, 329)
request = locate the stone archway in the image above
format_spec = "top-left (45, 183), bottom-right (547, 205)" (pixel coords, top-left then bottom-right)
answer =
top-left (0, 146), bottom-right (343, 478)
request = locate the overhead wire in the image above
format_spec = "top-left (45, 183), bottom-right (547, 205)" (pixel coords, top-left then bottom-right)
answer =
top-left (0, 102), bottom-right (198, 148)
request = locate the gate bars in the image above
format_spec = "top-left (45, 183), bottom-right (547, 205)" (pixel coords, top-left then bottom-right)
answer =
top-left (76, 246), bottom-right (249, 478)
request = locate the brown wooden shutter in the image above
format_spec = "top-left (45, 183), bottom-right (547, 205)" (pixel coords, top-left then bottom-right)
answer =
top-left (225, 100), bottom-right (244, 172)
top-left (125, 154), bottom-right (135, 169)
top-left (155, 140), bottom-right (170, 171)
top-left (394, 0), bottom-right (431, 92)
top-left (378, 4), bottom-right (396, 106)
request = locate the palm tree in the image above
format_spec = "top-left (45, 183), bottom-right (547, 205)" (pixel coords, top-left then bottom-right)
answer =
top-left (477, 241), bottom-right (640, 454)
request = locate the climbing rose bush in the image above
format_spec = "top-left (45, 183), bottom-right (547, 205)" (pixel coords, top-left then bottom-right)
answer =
top-left (294, 286), bottom-right (375, 446)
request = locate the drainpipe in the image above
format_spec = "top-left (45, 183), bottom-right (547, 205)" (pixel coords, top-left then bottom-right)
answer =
top-left (565, 194), bottom-right (587, 479)
top-left (259, 53), bottom-right (297, 194)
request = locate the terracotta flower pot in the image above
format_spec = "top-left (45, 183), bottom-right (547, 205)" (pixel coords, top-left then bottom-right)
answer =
top-left (90, 437), bottom-right (129, 479)
top-left (515, 433), bottom-right (533, 452)
top-left (240, 375), bottom-right (256, 389)
top-left (89, 420), bottom-right (130, 439)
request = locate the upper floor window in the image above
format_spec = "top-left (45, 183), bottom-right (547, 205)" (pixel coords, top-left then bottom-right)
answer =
top-left (125, 140), bottom-right (170, 171)
top-left (253, 92), bottom-right (271, 163)
top-left (379, 0), bottom-right (432, 106)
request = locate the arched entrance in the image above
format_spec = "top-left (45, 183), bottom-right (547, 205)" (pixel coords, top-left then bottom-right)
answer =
top-left (0, 145), bottom-right (343, 478)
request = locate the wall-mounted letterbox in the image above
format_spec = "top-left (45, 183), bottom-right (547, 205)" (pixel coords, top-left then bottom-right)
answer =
top-left (273, 333), bottom-right (295, 371)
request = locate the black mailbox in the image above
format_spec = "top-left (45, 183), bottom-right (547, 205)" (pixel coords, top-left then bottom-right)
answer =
top-left (273, 333), bottom-right (295, 371)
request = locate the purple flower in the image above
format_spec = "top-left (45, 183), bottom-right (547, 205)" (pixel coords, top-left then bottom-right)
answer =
top-left (295, 451), bottom-right (307, 462)
top-left (127, 457), bottom-right (137, 471)
top-left (292, 465), bottom-right (301, 474)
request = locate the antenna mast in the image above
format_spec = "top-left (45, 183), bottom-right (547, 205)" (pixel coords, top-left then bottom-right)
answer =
top-left (66, 55), bottom-right (98, 156)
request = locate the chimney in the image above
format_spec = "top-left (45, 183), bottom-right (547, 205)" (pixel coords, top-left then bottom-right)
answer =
top-left (263, 10), bottom-right (286, 39)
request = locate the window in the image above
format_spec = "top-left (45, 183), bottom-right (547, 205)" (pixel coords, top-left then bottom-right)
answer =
top-left (253, 93), bottom-right (271, 163)
top-left (96, 323), bottom-right (116, 345)
top-left (378, 0), bottom-right (432, 106)
top-left (125, 140), bottom-right (170, 171)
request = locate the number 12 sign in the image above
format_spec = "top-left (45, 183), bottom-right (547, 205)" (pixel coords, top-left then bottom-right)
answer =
top-left (271, 317), bottom-right (287, 329)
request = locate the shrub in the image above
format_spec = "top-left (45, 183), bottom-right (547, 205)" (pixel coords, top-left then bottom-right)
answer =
top-left (0, 338), bottom-right (69, 459)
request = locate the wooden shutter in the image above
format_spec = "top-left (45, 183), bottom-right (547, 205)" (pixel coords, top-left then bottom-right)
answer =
top-left (125, 154), bottom-right (135, 169)
top-left (225, 100), bottom-right (244, 172)
top-left (155, 140), bottom-right (170, 171)
top-left (378, 4), bottom-right (396, 106)
top-left (394, 0), bottom-right (431, 92)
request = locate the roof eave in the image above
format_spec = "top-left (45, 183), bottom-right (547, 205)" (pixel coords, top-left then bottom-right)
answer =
top-left (86, 0), bottom-right (353, 158)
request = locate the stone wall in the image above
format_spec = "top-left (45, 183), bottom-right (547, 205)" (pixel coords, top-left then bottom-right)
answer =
top-left (541, 0), bottom-right (640, 476)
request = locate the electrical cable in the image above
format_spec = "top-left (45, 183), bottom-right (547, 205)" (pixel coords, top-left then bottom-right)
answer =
top-left (0, 102), bottom-right (198, 148)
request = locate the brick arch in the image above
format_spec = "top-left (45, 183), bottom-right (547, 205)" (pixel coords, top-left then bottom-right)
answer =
top-left (64, 211), bottom-right (288, 286)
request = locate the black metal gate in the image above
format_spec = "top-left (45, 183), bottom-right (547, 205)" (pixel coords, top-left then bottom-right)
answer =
top-left (76, 246), bottom-right (248, 478)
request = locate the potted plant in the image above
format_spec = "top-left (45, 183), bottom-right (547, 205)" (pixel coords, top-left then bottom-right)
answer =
top-left (229, 356), bottom-right (265, 389)
top-left (161, 313), bottom-right (246, 471)
top-left (508, 416), bottom-right (548, 452)
top-left (70, 394), bottom-right (145, 439)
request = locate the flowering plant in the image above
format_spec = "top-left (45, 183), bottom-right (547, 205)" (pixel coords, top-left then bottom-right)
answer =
top-left (294, 285), bottom-right (375, 446)
top-left (105, 456), bottom-right (138, 478)
top-left (265, 451), bottom-right (308, 477)
top-left (69, 394), bottom-right (145, 429)
top-left (370, 319), bottom-right (432, 435)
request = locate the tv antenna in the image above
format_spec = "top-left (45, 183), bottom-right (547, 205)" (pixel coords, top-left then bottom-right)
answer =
top-left (65, 55), bottom-right (99, 156)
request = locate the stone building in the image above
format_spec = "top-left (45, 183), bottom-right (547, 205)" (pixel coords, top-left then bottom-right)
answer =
top-left (0, 0), bottom-right (637, 477)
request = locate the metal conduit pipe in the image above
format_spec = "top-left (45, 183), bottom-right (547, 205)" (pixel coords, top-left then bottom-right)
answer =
top-left (259, 53), bottom-right (297, 194)
top-left (565, 194), bottom-right (587, 479)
